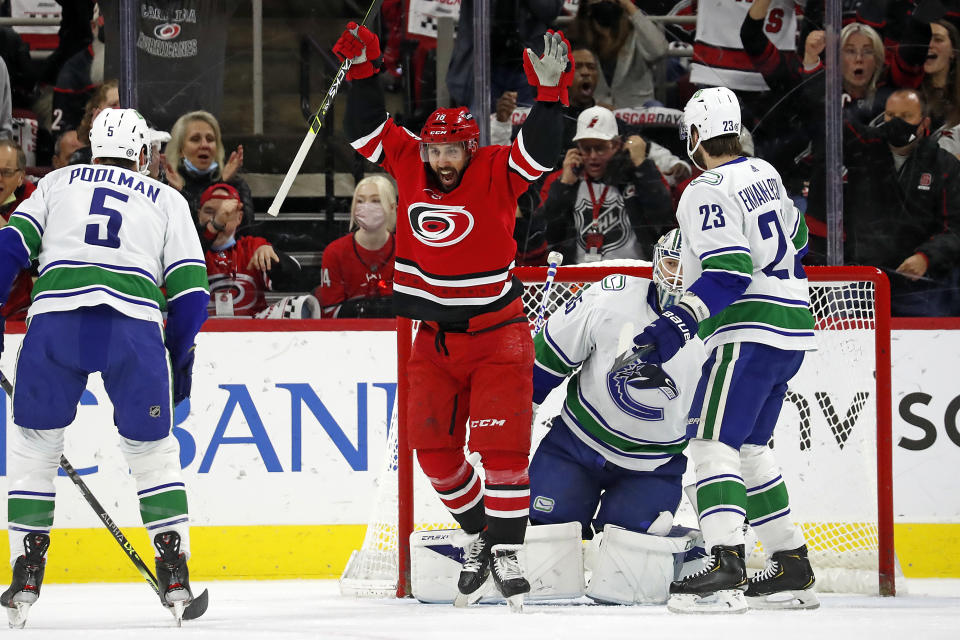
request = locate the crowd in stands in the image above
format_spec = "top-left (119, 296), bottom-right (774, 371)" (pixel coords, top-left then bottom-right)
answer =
top-left (1, 0), bottom-right (958, 317)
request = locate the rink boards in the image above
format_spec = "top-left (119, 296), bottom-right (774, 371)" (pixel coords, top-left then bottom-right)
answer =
top-left (0, 319), bottom-right (958, 583)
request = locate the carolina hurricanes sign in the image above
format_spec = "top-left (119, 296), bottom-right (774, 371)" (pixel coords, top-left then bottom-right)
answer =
top-left (408, 203), bottom-right (475, 247)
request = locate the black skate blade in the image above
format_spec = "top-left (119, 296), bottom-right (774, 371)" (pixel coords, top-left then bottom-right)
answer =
top-left (181, 588), bottom-right (209, 620)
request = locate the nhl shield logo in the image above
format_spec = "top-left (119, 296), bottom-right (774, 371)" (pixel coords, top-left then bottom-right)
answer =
top-left (149, 405), bottom-right (162, 418)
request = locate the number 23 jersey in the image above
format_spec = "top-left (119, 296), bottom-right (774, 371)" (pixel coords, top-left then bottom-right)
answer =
top-left (678, 156), bottom-right (815, 351)
top-left (6, 164), bottom-right (206, 323)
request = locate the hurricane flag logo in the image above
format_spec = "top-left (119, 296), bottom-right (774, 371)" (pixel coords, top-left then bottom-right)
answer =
top-left (408, 204), bottom-right (475, 247)
top-left (154, 23), bottom-right (182, 40)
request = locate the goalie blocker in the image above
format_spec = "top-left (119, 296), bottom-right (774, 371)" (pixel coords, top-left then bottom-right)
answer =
top-left (409, 522), bottom-right (703, 605)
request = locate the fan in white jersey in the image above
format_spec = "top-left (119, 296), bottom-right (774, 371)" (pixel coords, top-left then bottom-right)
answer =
top-left (617, 87), bottom-right (819, 613)
top-left (0, 108), bottom-right (209, 626)
top-left (530, 229), bottom-right (705, 540)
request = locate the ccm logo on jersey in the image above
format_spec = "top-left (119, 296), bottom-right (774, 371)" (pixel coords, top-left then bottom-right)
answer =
top-left (408, 204), bottom-right (475, 247)
top-left (470, 418), bottom-right (505, 428)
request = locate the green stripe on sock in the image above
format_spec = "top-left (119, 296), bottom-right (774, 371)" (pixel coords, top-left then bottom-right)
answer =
top-left (139, 489), bottom-right (188, 525)
top-left (702, 344), bottom-right (735, 440)
top-left (697, 479), bottom-right (746, 515)
top-left (8, 497), bottom-right (55, 528)
top-left (747, 480), bottom-right (791, 521)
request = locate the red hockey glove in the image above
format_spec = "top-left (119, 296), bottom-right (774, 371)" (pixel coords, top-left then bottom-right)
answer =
top-left (523, 30), bottom-right (570, 103)
top-left (332, 21), bottom-right (381, 80)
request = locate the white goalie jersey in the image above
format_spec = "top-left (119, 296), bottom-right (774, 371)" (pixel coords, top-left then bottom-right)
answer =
top-left (533, 275), bottom-right (706, 471)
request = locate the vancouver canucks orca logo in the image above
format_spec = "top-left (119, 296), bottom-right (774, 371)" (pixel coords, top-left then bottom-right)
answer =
top-left (606, 361), bottom-right (679, 421)
top-left (408, 203), bottom-right (475, 247)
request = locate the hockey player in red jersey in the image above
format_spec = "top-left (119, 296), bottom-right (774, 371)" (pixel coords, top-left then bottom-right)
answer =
top-left (334, 22), bottom-right (572, 610)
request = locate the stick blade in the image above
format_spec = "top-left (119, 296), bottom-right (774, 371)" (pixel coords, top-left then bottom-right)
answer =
top-left (181, 588), bottom-right (209, 621)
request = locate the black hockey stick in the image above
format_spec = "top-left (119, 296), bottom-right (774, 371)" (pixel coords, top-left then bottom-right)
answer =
top-left (267, 0), bottom-right (384, 216)
top-left (0, 371), bottom-right (209, 622)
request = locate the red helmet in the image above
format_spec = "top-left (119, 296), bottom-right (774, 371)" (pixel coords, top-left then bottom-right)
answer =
top-left (420, 107), bottom-right (479, 152)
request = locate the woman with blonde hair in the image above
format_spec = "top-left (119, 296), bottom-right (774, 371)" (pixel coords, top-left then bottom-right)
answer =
top-left (163, 110), bottom-right (253, 231)
top-left (314, 174), bottom-right (397, 318)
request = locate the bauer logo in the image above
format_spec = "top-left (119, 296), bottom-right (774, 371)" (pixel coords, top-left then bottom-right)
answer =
top-left (153, 23), bottom-right (182, 40)
top-left (408, 204), bottom-right (475, 247)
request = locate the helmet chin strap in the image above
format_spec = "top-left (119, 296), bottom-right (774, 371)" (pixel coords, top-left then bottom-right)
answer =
top-left (686, 134), bottom-right (707, 172)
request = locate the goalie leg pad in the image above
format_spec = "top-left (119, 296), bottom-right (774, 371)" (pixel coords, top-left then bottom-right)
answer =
top-left (6, 427), bottom-right (64, 565)
top-left (689, 439), bottom-right (746, 548)
top-left (410, 522), bottom-right (584, 604)
top-left (119, 435), bottom-right (190, 557)
top-left (740, 444), bottom-right (806, 553)
top-left (586, 524), bottom-right (699, 605)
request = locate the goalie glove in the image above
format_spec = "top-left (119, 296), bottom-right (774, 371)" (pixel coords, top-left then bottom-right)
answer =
top-left (626, 304), bottom-right (699, 367)
top-left (332, 21), bottom-right (381, 80)
top-left (523, 30), bottom-right (574, 105)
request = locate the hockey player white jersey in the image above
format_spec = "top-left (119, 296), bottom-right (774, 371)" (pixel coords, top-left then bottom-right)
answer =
top-left (534, 275), bottom-right (706, 471)
top-left (5, 164), bottom-right (207, 323)
top-left (677, 156), bottom-right (815, 351)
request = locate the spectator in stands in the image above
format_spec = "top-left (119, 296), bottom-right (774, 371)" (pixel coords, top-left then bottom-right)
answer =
top-left (51, 129), bottom-right (83, 169)
top-left (0, 139), bottom-right (34, 319)
top-left (164, 110), bottom-right (253, 232)
top-left (0, 57), bottom-right (11, 140)
top-left (314, 175), bottom-right (396, 319)
top-left (197, 183), bottom-right (300, 317)
top-left (923, 20), bottom-right (960, 156)
top-left (538, 106), bottom-right (673, 264)
top-left (816, 88), bottom-right (960, 316)
top-left (447, 0), bottom-right (564, 107)
top-left (565, 0), bottom-right (668, 109)
top-left (53, 2), bottom-right (105, 134)
top-left (76, 78), bottom-right (118, 146)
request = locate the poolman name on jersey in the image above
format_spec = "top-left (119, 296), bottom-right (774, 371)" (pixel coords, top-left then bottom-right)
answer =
top-left (68, 166), bottom-right (162, 203)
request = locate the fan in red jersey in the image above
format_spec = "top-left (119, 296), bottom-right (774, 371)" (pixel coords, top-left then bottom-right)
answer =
top-left (313, 175), bottom-right (397, 318)
top-left (334, 22), bottom-right (573, 609)
top-left (197, 184), bottom-right (300, 317)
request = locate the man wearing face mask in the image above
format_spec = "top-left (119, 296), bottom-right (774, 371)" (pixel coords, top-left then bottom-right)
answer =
top-left (827, 88), bottom-right (960, 315)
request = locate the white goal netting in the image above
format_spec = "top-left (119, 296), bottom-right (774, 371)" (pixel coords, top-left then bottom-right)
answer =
top-left (340, 262), bottom-right (898, 597)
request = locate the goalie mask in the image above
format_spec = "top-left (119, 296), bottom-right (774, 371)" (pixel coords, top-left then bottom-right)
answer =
top-left (90, 108), bottom-right (149, 172)
top-left (680, 87), bottom-right (740, 170)
top-left (653, 229), bottom-right (683, 311)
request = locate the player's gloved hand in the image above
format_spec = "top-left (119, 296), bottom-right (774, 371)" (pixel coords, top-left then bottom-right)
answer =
top-left (172, 346), bottom-right (195, 406)
top-left (629, 304), bottom-right (699, 366)
top-left (523, 30), bottom-right (572, 104)
top-left (333, 21), bottom-right (381, 80)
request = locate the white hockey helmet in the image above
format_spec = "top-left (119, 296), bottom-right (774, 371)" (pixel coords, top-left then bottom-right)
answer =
top-left (653, 228), bottom-right (683, 310)
top-left (90, 108), bottom-right (148, 171)
top-left (680, 87), bottom-right (741, 167)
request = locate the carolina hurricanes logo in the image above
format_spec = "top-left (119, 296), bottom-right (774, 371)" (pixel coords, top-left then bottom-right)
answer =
top-left (588, 116), bottom-right (600, 129)
top-left (408, 203), bottom-right (475, 247)
top-left (154, 23), bottom-right (181, 40)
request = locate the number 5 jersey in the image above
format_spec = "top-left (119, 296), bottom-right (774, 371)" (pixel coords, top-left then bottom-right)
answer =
top-left (0, 165), bottom-right (208, 324)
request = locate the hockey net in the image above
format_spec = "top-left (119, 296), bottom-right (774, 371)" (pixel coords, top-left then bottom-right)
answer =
top-left (339, 263), bottom-right (896, 598)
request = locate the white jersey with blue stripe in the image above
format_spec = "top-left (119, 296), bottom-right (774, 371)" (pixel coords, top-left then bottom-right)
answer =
top-left (678, 156), bottom-right (815, 351)
top-left (533, 275), bottom-right (706, 471)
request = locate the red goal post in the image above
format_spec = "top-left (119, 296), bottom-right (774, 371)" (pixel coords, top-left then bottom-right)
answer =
top-left (386, 264), bottom-right (894, 597)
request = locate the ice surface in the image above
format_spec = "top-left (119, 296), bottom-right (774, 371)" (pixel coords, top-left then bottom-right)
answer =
top-left (9, 579), bottom-right (959, 638)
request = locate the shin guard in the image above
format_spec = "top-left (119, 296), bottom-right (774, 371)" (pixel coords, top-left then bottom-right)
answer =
top-left (689, 439), bottom-right (746, 549)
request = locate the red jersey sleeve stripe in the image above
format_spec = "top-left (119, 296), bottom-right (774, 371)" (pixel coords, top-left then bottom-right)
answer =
top-left (350, 118), bottom-right (389, 163)
top-left (509, 130), bottom-right (551, 181)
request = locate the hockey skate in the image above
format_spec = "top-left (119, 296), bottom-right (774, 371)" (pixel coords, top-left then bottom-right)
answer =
top-left (154, 531), bottom-right (194, 625)
top-left (454, 530), bottom-right (492, 607)
top-left (1, 533), bottom-right (50, 629)
top-left (746, 545), bottom-right (820, 610)
top-left (667, 544), bottom-right (748, 614)
top-left (490, 544), bottom-right (529, 613)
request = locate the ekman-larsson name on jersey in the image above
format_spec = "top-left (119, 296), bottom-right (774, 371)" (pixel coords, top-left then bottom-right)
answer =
top-left (68, 167), bottom-right (162, 204)
top-left (736, 177), bottom-right (781, 213)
